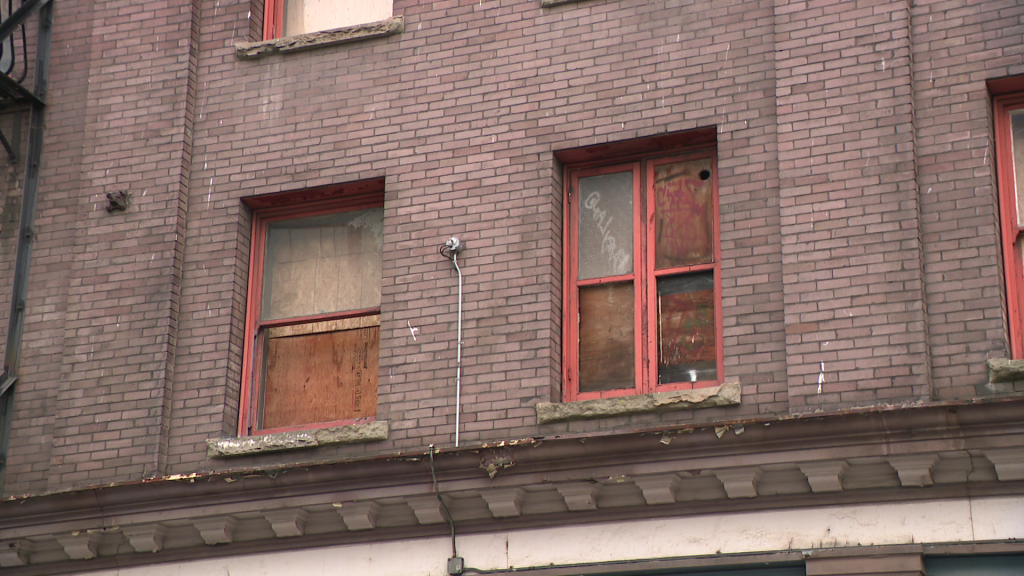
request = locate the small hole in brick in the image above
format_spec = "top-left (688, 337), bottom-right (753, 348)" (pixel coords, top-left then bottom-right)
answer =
top-left (699, 170), bottom-right (711, 181)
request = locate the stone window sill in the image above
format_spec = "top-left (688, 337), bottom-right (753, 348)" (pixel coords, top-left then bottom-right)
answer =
top-left (235, 16), bottom-right (404, 61)
top-left (535, 381), bottom-right (741, 424)
top-left (207, 420), bottom-right (389, 458)
top-left (541, 0), bottom-right (586, 6)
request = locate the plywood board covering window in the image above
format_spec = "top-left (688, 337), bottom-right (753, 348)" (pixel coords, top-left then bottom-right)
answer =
top-left (240, 194), bottom-right (384, 436)
top-left (564, 148), bottom-right (722, 402)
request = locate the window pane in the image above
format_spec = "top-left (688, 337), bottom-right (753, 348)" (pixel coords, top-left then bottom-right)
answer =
top-left (261, 320), bottom-right (379, 429)
top-left (654, 159), bottom-right (714, 269)
top-left (578, 282), bottom-right (635, 393)
top-left (261, 207), bottom-right (383, 321)
top-left (657, 272), bottom-right (717, 384)
top-left (578, 171), bottom-right (633, 280)
top-left (1011, 111), bottom-right (1024, 227)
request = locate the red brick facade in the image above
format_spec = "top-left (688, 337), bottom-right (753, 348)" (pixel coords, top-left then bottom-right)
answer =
top-left (0, 0), bottom-right (1022, 497)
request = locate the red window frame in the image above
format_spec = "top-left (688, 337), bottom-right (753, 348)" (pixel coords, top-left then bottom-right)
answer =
top-left (562, 148), bottom-right (723, 402)
top-left (238, 189), bottom-right (384, 436)
top-left (994, 93), bottom-right (1024, 359)
top-left (263, 0), bottom-right (285, 40)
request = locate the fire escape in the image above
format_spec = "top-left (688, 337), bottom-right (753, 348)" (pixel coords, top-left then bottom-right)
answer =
top-left (0, 0), bottom-right (54, 489)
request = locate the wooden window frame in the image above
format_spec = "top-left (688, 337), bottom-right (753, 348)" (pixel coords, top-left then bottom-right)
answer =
top-left (562, 147), bottom-right (723, 402)
top-left (994, 93), bottom-right (1024, 359)
top-left (238, 190), bottom-right (384, 437)
top-left (263, 0), bottom-right (285, 40)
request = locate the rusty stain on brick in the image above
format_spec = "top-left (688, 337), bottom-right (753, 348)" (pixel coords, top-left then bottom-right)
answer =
top-left (535, 382), bottom-right (741, 424)
top-left (206, 421), bottom-right (389, 458)
top-left (234, 17), bottom-right (404, 60)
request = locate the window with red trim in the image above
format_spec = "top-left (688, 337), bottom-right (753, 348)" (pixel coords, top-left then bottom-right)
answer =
top-left (239, 193), bottom-right (383, 436)
top-left (995, 94), bottom-right (1024, 359)
top-left (563, 149), bottom-right (722, 402)
top-left (263, 0), bottom-right (393, 40)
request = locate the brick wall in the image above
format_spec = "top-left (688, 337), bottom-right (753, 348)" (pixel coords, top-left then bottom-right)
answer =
top-left (1, 0), bottom-right (1022, 494)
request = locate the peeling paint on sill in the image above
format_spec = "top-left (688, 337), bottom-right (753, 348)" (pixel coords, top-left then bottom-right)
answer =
top-left (207, 421), bottom-right (389, 458)
top-left (535, 381), bottom-right (741, 424)
top-left (235, 17), bottom-right (404, 60)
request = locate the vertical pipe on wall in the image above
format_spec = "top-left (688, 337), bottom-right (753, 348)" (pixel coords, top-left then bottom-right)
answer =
top-left (440, 237), bottom-right (464, 447)
top-left (0, 0), bottom-right (53, 492)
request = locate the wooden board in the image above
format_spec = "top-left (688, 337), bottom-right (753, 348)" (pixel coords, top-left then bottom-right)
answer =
top-left (578, 283), bottom-right (635, 393)
top-left (262, 325), bottom-right (379, 429)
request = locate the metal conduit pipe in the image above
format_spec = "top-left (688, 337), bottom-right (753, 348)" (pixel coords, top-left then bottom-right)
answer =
top-left (440, 237), bottom-right (465, 447)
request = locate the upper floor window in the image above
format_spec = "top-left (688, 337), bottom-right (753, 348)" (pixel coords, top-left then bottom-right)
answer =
top-left (563, 149), bottom-right (722, 402)
top-left (239, 190), bottom-right (383, 435)
top-left (263, 0), bottom-right (393, 39)
top-left (994, 93), bottom-right (1024, 358)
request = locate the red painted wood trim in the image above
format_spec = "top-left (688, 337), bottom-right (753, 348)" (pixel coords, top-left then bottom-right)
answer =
top-left (263, 0), bottom-right (283, 39)
top-left (644, 151), bottom-right (721, 394)
top-left (993, 94), bottom-right (1024, 359)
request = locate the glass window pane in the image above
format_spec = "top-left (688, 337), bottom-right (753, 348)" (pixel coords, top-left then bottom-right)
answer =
top-left (578, 282), bottom-right (635, 393)
top-left (261, 207), bottom-right (383, 321)
top-left (654, 159), bottom-right (714, 269)
top-left (657, 272), bottom-right (717, 384)
top-left (1011, 111), bottom-right (1024, 227)
top-left (578, 171), bottom-right (633, 280)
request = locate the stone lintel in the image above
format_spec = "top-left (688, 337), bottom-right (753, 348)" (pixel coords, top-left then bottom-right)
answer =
top-left (887, 455), bottom-right (939, 487)
top-left (206, 420), bottom-right (389, 458)
top-left (712, 467), bottom-right (763, 498)
top-left (481, 487), bottom-right (526, 517)
top-left (194, 517), bottom-right (238, 545)
top-left (235, 17), bottom-right (404, 60)
top-left (264, 509), bottom-right (309, 537)
top-left (338, 501), bottom-right (381, 530)
top-left (633, 474), bottom-right (683, 505)
top-left (798, 460), bottom-right (850, 493)
top-left (555, 482), bottom-right (600, 511)
top-left (121, 524), bottom-right (167, 553)
top-left (535, 381), bottom-right (741, 424)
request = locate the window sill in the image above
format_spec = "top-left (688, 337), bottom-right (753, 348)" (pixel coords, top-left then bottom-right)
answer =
top-left (535, 381), bottom-right (741, 424)
top-left (540, 0), bottom-right (585, 6)
top-left (207, 420), bottom-right (389, 458)
top-left (986, 358), bottom-right (1024, 395)
top-left (235, 16), bottom-right (404, 61)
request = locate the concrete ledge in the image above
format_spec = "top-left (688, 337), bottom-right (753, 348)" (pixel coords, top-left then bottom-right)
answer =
top-left (207, 420), bottom-right (389, 458)
top-left (988, 358), bottom-right (1024, 383)
top-left (235, 17), bottom-right (404, 60)
top-left (535, 381), bottom-right (741, 424)
top-left (540, 0), bottom-right (586, 6)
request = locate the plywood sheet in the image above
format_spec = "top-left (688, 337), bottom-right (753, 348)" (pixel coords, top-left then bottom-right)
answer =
top-left (262, 325), bottom-right (379, 429)
top-left (578, 282), bottom-right (634, 393)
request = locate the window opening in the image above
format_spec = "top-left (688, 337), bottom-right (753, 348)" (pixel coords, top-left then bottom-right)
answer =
top-left (564, 148), bottom-right (722, 402)
top-left (240, 194), bottom-right (383, 435)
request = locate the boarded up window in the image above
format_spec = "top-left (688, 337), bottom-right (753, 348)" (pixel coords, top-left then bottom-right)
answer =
top-left (565, 150), bottom-right (720, 401)
top-left (242, 196), bottom-right (384, 435)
